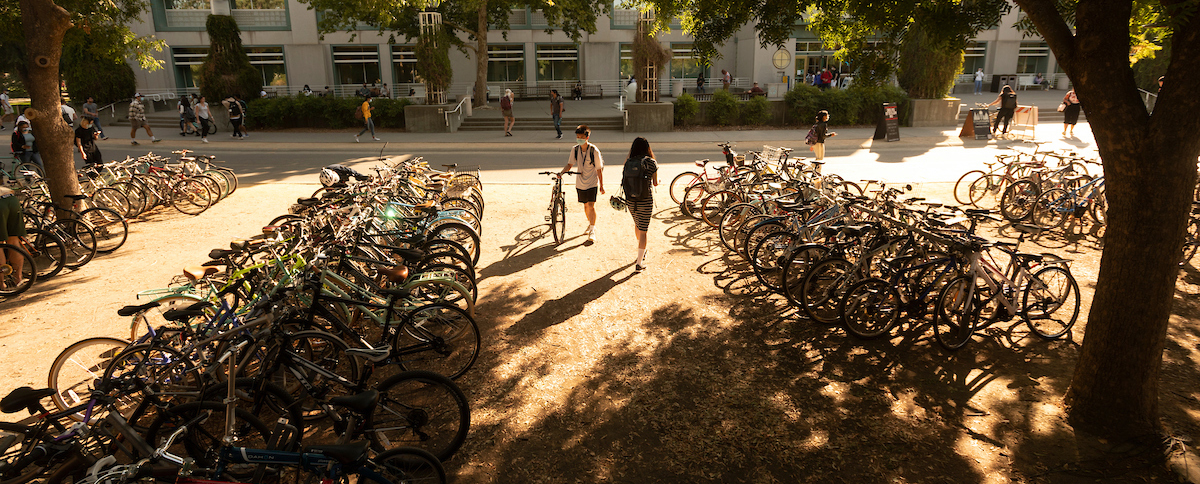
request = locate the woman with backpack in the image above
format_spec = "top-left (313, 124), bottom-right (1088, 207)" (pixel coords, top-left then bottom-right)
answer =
top-left (987, 85), bottom-right (1018, 136)
top-left (501, 89), bottom-right (515, 136)
top-left (807, 110), bottom-right (837, 161)
top-left (620, 137), bottom-right (659, 272)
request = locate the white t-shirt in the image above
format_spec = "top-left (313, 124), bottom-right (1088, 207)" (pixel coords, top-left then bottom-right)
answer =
top-left (975, 71), bottom-right (984, 82)
top-left (61, 104), bottom-right (76, 122)
top-left (0, 93), bottom-right (11, 114)
top-left (568, 143), bottom-right (604, 190)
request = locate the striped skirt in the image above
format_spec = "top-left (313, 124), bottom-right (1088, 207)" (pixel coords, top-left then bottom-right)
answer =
top-left (627, 198), bottom-right (653, 231)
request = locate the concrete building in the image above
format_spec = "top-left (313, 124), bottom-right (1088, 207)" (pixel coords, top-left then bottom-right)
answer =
top-left (128, 1), bottom-right (1061, 99)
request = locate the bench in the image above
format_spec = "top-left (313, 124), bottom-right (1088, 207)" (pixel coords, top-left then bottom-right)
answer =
top-left (527, 83), bottom-right (604, 99)
top-left (1018, 75), bottom-right (1051, 90)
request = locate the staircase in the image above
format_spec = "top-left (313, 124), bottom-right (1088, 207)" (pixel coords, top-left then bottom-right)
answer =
top-left (458, 115), bottom-right (623, 132)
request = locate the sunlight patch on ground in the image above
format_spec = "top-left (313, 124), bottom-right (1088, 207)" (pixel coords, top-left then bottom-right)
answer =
top-left (955, 435), bottom-right (1013, 484)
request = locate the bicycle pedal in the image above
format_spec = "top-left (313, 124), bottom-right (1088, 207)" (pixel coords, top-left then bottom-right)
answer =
top-left (544, 215), bottom-right (551, 221)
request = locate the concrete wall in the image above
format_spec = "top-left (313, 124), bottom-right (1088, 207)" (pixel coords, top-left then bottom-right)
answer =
top-left (404, 104), bottom-right (450, 133)
top-left (625, 102), bottom-right (673, 132)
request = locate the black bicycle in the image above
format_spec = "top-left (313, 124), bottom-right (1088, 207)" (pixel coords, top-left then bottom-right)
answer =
top-left (539, 171), bottom-right (578, 244)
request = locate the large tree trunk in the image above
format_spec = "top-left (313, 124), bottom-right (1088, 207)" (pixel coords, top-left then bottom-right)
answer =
top-left (19, 0), bottom-right (80, 216)
top-left (472, 1), bottom-right (488, 108)
top-left (1016, 0), bottom-right (1200, 441)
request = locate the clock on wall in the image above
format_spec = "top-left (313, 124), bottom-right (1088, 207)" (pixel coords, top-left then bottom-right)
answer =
top-left (772, 48), bottom-right (791, 69)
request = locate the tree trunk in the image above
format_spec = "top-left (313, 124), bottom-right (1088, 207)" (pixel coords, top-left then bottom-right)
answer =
top-left (472, 1), bottom-right (488, 108)
top-left (18, 0), bottom-right (80, 217)
top-left (1015, 0), bottom-right (1200, 441)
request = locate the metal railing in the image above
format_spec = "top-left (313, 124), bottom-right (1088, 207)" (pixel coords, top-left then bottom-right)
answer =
top-left (1139, 88), bottom-right (1158, 112)
top-left (444, 96), bottom-right (471, 130)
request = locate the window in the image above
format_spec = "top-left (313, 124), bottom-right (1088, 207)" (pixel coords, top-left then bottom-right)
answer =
top-left (247, 47), bottom-right (286, 86)
top-left (669, 43), bottom-right (705, 79)
top-left (536, 44), bottom-right (578, 81)
top-left (962, 41), bottom-right (986, 74)
top-left (619, 43), bottom-right (633, 79)
top-left (172, 47), bottom-right (207, 89)
top-left (1016, 41), bottom-right (1049, 74)
top-left (487, 44), bottom-right (524, 82)
top-left (162, 0), bottom-right (210, 28)
top-left (392, 46), bottom-right (418, 84)
top-left (232, 0), bottom-right (282, 8)
top-left (333, 45), bottom-right (381, 85)
top-left (165, 0), bottom-right (209, 9)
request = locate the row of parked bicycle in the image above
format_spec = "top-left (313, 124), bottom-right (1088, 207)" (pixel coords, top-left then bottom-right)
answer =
top-left (1, 157), bottom-right (484, 484)
top-left (668, 142), bottom-right (1080, 351)
top-left (0, 151), bottom-right (239, 297)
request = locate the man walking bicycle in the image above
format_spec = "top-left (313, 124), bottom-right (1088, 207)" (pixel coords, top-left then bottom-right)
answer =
top-left (559, 124), bottom-right (604, 245)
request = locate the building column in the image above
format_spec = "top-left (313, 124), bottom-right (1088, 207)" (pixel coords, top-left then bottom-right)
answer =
top-left (212, 0), bottom-right (231, 16)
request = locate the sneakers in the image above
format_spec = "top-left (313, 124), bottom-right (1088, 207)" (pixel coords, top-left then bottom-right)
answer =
top-left (202, 137), bottom-right (209, 143)
top-left (556, 134), bottom-right (563, 139)
top-left (101, 136), bottom-right (109, 140)
top-left (130, 140), bottom-right (139, 145)
top-left (635, 262), bottom-right (646, 272)
top-left (355, 135), bottom-right (360, 143)
top-left (584, 233), bottom-right (595, 246)
top-left (151, 137), bottom-right (161, 143)
top-left (372, 137), bottom-right (381, 141)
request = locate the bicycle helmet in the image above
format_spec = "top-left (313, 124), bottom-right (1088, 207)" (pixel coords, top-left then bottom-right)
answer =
top-left (609, 195), bottom-right (627, 212)
top-left (319, 167), bottom-right (342, 188)
top-left (320, 164), bottom-right (372, 187)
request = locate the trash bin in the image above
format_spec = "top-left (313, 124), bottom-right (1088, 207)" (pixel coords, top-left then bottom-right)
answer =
top-left (992, 75), bottom-right (1019, 92)
top-left (671, 80), bottom-right (683, 97)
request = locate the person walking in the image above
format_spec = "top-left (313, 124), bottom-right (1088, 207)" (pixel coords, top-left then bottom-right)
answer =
top-left (355, 96), bottom-right (379, 142)
top-left (10, 121), bottom-right (41, 170)
top-left (620, 137), bottom-right (658, 272)
top-left (128, 94), bottom-right (159, 145)
top-left (0, 89), bottom-right (12, 130)
top-left (75, 117), bottom-right (102, 165)
top-left (81, 96), bottom-right (106, 140)
top-left (550, 89), bottom-right (565, 139)
top-left (974, 68), bottom-right (985, 95)
top-left (721, 69), bottom-right (731, 90)
top-left (60, 99), bottom-right (76, 128)
top-left (178, 96), bottom-right (197, 136)
top-left (195, 95), bottom-right (213, 143)
top-left (559, 124), bottom-right (605, 245)
top-left (820, 68), bottom-right (834, 90)
top-left (1061, 89), bottom-right (1082, 137)
top-left (501, 89), bottom-right (515, 136)
top-left (0, 185), bottom-right (27, 291)
top-left (987, 85), bottom-right (1018, 136)
top-left (222, 96), bottom-right (245, 139)
top-left (810, 110), bottom-right (837, 161)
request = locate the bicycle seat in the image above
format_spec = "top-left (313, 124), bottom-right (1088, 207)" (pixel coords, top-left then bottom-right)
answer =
top-left (380, 265), bottom-right (410, 283)
top-left (209, 248), bottom-right (238, 260)
top-left (117, 300), bottom-right (162, 317)
top-left (393, 247), bottom-right (426, 263)
top-left (296, 197), bottom-right (320, 206)
top-left (442, 163), bottom-right (458, 169)
top-left (1015, 252), bottom-right (1044, 262)
top-left (1, 387), bottom-right (55, 414)
top-left (328, 389), bottom-right (380, 414)
top-left (183, 265), bottom-right (219, 282)
top-left (305, 441), bottom-right (371, 465)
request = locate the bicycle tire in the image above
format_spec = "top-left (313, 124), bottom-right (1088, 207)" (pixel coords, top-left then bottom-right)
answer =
top-left (202, 170), bottom-right (232, 199)
top-left (80, 207), bottom-right (128, 253)
top-left (13, 162), bottom-right (43, 180)
top-left (198, 378), bottom-right (305, 450)
top-left (1022, 266), bottom-right (1080, 339)
top-left (405, 268), bottom-right (476, 316)
top-left (837, 180), bottom-right (864, 197)
top-left (0, 422), bottom-right (54, 484)
top-left (428, 222), bottom-right (481, 266)
top-left (171, 179), bottom-right (213, 215)
top-left (840, 278), bottom-right (902, 339)
top-left (112, 181), bottom-right (148, 217)
top-left (1183, 218), bottom-right (1200, 266)
top-left (263, 330), bottom-right (361, 421)
top-left (731, 214), bottom-right (770, 257)
top-left (413, 262), bottom-right (476, 301)
top-left (933, 276), bottom-right (982, 351)
top-left (551, 198), bottom-right (566, 244)
top-left (418, 251), bottom-right (475, 279)
top-left (99, 343), bottom-right (200, 423)
top-left (799, 257), bottom-right (853, 324)
top-left (370, 370), bottom-right (470, 462)
top-left (372, 447), bottom-right (447, 484)
top-left (216, 167), bottom-right (238, 195)
top-left (0, 242), bottom-right (37, 296)
top-left (669, 172), bottom-right (701, 205)
top-left (680, 183), bottom-right (708, 219)
top-left (144, 401), bottom-right (273, 478)
top-left (194, 174), bottom-right (224, 203)
top-left (1030, 188), bottom-right (1070, 229)
top-left (422, 239), bottom-right (472, 267)
top-left (53, 219), bottom-right (97, 269)
top-left (700, 190), bottom-right (742, 228)
top-left (750, 231), bottom-right (797, 292)
top-left (999, 179), bottom-right (1040, 221)
top-left (781, 244), bottom-right (832, 308)
top-left (718, 203), bottom-right (763, 253)
top-left (393, 303), bottom-right (480, 380)
top-left (967, 174), bottom-right (1005, 209)
top-left (741, 221), bottom-right (785, 262)
top-left (23, 228), bottom-right (67, 280)
top-left (1088, 186), bottom-right (1107, 226)
top-left (48, 336), bottom-right (130, 418)
top-left (91, 187), bottom-right (131, 217)
top-left (953, 170), bottom-right (986, 206)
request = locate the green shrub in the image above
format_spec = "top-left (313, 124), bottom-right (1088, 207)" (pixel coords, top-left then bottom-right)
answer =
top-left (245, 96), bottom-right (411, 129)
top-left (848, 85), bottom-right (911, 127)
top-left (708, 89), bottom-right (740, 126)
top-left (785, 84), bottom-right (909, 126)
top-left (199, 15), bottom-right (261, 101)
top-left (740, 95), bottom-right (773, 125)
top-left (673, 92), bottom-right (699, 125)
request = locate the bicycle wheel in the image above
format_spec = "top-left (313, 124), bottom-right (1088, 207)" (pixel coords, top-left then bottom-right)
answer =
top-left (14, 162), bottom-right (43, 179)
top-left (23, 228), bottom-right (66, 280)
top-left (418, 251), bottom-right (476, 279)
top-left (1182, 218), bottom-right (1200, 266)
top-left (91, 188), bottom-right (131, 217)
top-left (700, 190), bottom-right (741, 228)
top-left (48, 336), bottom-right (129, 418)
top-left (741, 221), bottom-right (785, 262)
top-left (669, 171), bottom-right (701, 205)
top-left (680, 183), bottom-right (708, 219)
top-left (194, 174), bottom-right (224, 203)
top-left (933, 276), bottom-right (981, 351)
top-left (1088, 187), bottom-right (1107, 226)
top-left (953, 170), bottom-right (986, 206)
top-left (999, 179), bottom-right (1040, 222)
top-left (751, 231), bottom-right (797, 292)
top-left (967, 174), bottom-right (1005, 209)
top-left (717, 203), bottom-right (763, 252)
top-left (798, 257), bottom-right (853, 324)
top-left (840, 278), bottom-right (902, 339)
top-left (731, 214), bottom-right (771, 257)
top-left (1030, 188), bottom-right (1070, 229)
top-left (202, 170), bottom-right (233, 199)
top-left (171, 178), bottom-right (213, 215)
top-left (370, 370), bottom-right (470, 462)
top-left (428, 222), bottom-right (481, 266)
top-left (112, 181), bottom-right (148, 217)
top-left (837, 180), bottom-right (864, 197)
top-left (0, 243), bottom-right (37, 296)
top-left (265, 330), bottom-right (360, 421)
top-left (1022, 266), bottom-right (1080, 339)
top-left (394, 303), bottom-right (480, 380)
top-left (551, 198), bottom-right (566, 244)
top-left (405, 270), bottom-right (476, 316)
top-left (144, 401), bottom-right (273, 478)
top-left (217, 168), bottom-right (238, 195)
top-left (99, 343), bottom-right (199, 423)
top-left (53, 219), bottom-right (97, 269)
top-left (781, 244), bottom-right (832, 308)
top-left (198, 378), bottom-right (305, 450)
top-left (80, 207), bottom-right (128, 253)
top-left (372, 447), bottom-right (447, 484)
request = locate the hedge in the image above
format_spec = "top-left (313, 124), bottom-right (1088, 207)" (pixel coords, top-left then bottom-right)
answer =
top-left (785, 84), bottom-right (911, 126)
top-left (245, 96), bottom-right (411, 129)
top-left (673, 92), bottom-right (699, 125)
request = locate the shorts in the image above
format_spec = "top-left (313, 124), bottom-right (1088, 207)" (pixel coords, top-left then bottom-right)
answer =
top-left (2, 105), bottom-right (12, 115)
top-left (0, 195), bottom-right (26, 239)
top-left (130, 118), bottom-right (148, 129)
top-left (577, 187), bottom-right (598, 203)
top-left (502, 109), bottom-right (513, 118)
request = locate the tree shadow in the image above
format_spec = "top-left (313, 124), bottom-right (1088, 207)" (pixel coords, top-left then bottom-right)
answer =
top-left (506, 263), bottom-right (635, 335)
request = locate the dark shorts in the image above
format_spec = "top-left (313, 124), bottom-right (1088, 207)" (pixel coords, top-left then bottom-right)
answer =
top-left (577, 187), bottom-right (598, 203)
top-left (0, 195), bottom-right (26, 239)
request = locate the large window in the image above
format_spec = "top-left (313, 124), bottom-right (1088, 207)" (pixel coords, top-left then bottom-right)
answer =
top-left (392, 46), bottom-right (418, 84)
top-left (232, 0), bottom-right (282, 7)
top-left (172, 47), bottom-right (207, 89)
top-left (165, 0), bottom-right (208, 8)
top-left (487, 44), bottom-right (524, 82)
top-left (536, 44), bottom-right (578, 81)
top-left (669, 43), bottom-right (705, 79)
top-left (1016, 41), bottom-right (1049, 74)
top-left (247, 47), bottom-right (286, 86)
top-left (333, 45), bottom-right (381, 85)
top-left (962, 41), bottom-right (986, 74)
top-left (619, 43), bottom-right (633, 79)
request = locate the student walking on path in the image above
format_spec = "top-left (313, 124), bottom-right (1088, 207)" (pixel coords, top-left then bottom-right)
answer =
top-left (1061, 89), bottom-right (1082, 137)
top-left (128, 94), bottom-right (159, 145)
top-left (81, 96), bottom-right (106, 140)
top-left (620, 137), bottom-right (659, 272)
top-left (75, 118), bottom-right (102, 165)
top-left (222, 96), bottom-right (246, 139)
top-left (559, 124), bottom-right (604, 245)
top-left (195, 96), bottom-right (213, 143)
top-left (501, 89), bottom-right (515, 136)
top-left (550, 90), bottom-right (565, 139)
top-left (987, 85), bottom-right (1018, 135)
top-left (0, 89), bottom-right (12, 129)
top-left (809, 110), bottom-right (836, 161)
top-left (356, 96), bottom-right (379, 142)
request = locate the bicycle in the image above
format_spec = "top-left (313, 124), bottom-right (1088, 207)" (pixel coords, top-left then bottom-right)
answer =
top-left (539, 171), bottom-right (578, 244)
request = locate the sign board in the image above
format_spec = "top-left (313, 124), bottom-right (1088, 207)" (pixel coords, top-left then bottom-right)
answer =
top-left (971, 108), bottom-right (992, 140)
top-left (882, 103), bottom-right (900, 142)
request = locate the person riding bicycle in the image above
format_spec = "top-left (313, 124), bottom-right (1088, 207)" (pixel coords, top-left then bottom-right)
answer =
top-left (559, 124), bottom-right (604, 245)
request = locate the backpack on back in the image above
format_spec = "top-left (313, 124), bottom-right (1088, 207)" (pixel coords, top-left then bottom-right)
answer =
top-left (805, 125), bottom-right (818, 145)
top-left (621, 156), bottom-right (651, 201)
top-left (500, 96), bottom-right (512, 110)
top-left (354, 105), bottom-right (364, 119)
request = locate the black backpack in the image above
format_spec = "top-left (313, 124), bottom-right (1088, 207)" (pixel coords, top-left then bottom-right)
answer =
top-left (1001, 93), bottom-right (1017, 109)
top-left (621, 156), bottom-right (652, 201)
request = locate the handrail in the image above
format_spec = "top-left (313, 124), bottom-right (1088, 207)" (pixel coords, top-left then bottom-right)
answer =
top-left (444, 96), bottom-right (471, 128)
top-left (1138, 88), bottom-right (1158, 112)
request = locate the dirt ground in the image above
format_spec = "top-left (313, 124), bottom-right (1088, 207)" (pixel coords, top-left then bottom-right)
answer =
top-left (1, 176), bottom-right (1197, 483)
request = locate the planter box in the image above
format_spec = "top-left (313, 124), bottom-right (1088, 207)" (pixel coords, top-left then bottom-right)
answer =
top-left (909, 98), bottom-right (961, 127)
top-left (404, 104), bottom-right (452, 133)
top-left (625, 102), bottom-right (673, 133)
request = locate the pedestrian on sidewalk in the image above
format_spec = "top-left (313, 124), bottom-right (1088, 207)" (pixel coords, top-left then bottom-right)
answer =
top-left (810, 110), bottom-right (836, 161)
top-left (696, 73), bottom-right (706, 94)
top-left (987, 85), bottom-right (1017, 135)
top-left (81, 96), bottom-right (106, 140)
top-left (355, 96), bottom-right (379, 142)
top-left (1061, 89), bottom-right (1082, 138)
top-left (559, 124), bottom-right (604, 245)
top-left (178, 96), bottom-right (197, 136)
top-left (60, 99), bottom-right (76, 128)
top-left (501, 89), bottom-right (515, 136)
top-left (721, 69), bottom-right (731, 90)
top-left (195, 95), bottom-right (213, 143)
top-left (550, 89), bottom-right (565, 139)
top-left (0, 89), bottom-right (12, 130)
top-left (128, 94), bottom-right (159, 145)
top-left (75, 117), bottom-right (102, 165)
top-left (620, 137), bottom-right (658, 272)
top-left (0, 185), bottom-right (27, 291)
top-left (11, 121), bottom-right (41, 170)
top-left (974, 68), bottom-right (984, 95)
top-left (572, 81), bottom-right (583, 101)
top-left (235, 95), bottom-right (249, 138)
top-left (222, 96), bottom-right (245, 139)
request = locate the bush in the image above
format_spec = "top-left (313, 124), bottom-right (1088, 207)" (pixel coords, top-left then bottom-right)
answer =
top-left (673, 92), bottom-right (699, 125)
top-left (740, 95), bottom-right (773, 125)
top-left (708, 89), bottom-right (740, 126)
top-left (785, 84), bottom-right (909, 126)
top-left (245, 96), bottom-right (411, 129)
top-left (199, 15), bottom-right (261, 101)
